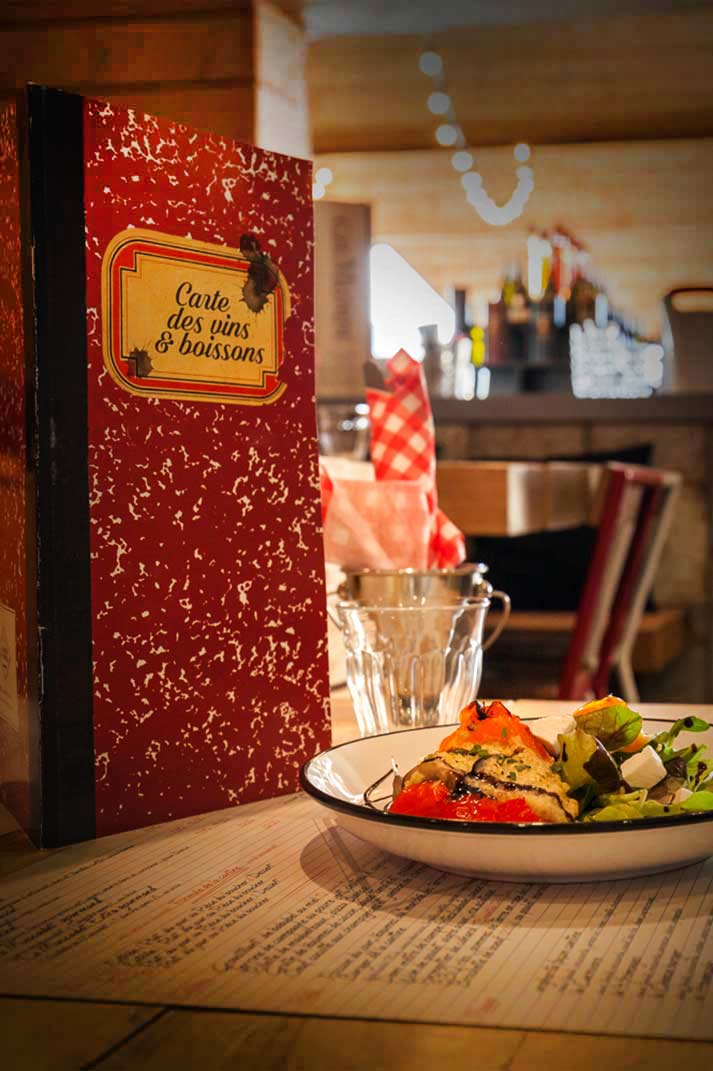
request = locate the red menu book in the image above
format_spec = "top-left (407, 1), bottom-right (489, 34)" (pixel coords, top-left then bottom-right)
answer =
top-left (0, 87), bottom-right (330, 847)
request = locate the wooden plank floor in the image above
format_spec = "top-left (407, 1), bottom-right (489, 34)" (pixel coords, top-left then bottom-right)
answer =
top-left (0, 997), bottom-right (162, 1071)
top-left (3, 997), bottom-right (713, 1071)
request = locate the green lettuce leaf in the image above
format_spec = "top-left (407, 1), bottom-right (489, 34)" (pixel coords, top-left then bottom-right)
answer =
top-left (649, 717), bottom-right (713, 791)
top-left (679, 790), bottom-right (713, 812)
top-left (574, 702), bottom-right (642, 752)
top-left (584, 804), bottom-right (633, 821)
top-left (585, 788), bottom-right (713, 822)
top-left (594, 789), bottom-right (648, 808)
top-left (651, 717), bottom-right (710, 762)
top-left (686, 753), bottom-right (713, 791)
top-left (586, 800), bottom-right (666, 822)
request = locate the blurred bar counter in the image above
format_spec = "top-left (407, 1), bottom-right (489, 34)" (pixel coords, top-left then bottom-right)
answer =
top-left (319, 392), bottom-right (713, 426)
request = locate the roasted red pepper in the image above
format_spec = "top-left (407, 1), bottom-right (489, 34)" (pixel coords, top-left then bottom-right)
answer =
top-left (438, 699), bottom-right (552, 763)
top-left (390, 781), bottom-right (541, 823)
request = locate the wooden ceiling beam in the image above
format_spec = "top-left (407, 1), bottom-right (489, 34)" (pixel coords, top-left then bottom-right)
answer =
top-left (308, 10), bottom-right (713, 152)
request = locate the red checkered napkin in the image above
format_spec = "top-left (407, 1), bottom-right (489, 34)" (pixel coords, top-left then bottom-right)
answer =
top-left (366, 350), bottom-right (465, 568)
top-left (321, 473), bottom-right (432, 570)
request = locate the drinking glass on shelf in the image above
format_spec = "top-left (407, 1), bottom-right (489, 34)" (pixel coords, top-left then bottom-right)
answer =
top-left (317, 403), bottom-right (370, 459)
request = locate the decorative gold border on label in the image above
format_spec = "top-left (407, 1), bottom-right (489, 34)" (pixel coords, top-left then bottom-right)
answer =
top-left (101, 228), bottom-right (291, 406)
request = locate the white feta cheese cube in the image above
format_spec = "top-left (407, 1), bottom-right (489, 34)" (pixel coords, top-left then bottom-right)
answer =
top-left (672, 786), bottom-right (693, 805)
top-left (620, 746), bottom-right (667, 789)
top-left (530, 714), bottom-right (577, 757)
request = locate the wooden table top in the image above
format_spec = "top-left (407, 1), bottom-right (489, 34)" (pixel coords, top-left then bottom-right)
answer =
top-left (435, 459), bottom-right (602, 536)
top-left (2, 693), bottom-right (713, 1071)
top-left (324, 458), bottom-right (602, 537)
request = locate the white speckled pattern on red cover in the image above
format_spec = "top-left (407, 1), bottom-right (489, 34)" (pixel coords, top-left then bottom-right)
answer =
top-left (83, 100), bottom-right (330, 836)
top-left (0, 102), bottom-right (31, 829)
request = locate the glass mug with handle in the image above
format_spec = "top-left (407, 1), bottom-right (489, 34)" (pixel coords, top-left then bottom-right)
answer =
top-left (329, 567), bottom-right (510, 736)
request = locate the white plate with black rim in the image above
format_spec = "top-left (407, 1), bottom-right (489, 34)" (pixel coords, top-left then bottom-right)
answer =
top-left (300, 720), bottom-right (713, 883)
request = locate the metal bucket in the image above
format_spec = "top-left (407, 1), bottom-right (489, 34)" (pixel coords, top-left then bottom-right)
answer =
top-left (336, 562), bottom-right (493, 606)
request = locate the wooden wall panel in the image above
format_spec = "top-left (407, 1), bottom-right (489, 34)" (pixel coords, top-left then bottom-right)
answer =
top-left (101, 85), bottom-right (255, 139)
top-left (254, 0), bottom-right (310, 157)
top-left (314, 201), bottom-right (371, 397)
top-left (0, 7), bottom-right (256, 143)
top-left (1, 0), bottom-right (250, 22)
top-left (0, 0), bottom-right (302, 23)
top-left (0, 84), bottom-right (254, 146)
top-left (308, 10), bottom-right (713, 153)
top-left (1, 16), bottom-right (254, 87)
top-left (0, 1), bottom-right (308, 151)
top-left (315, 139), bottom-right (713, 337)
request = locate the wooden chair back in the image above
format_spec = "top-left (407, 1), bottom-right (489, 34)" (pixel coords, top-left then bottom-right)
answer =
top-left (558, 463), bottom-right (681, 701)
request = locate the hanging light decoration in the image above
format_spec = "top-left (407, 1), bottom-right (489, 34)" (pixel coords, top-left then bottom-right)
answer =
top-left (313, 166), bottom-right (334, 200)
top-left (418, 46), bottom-right (535, 226)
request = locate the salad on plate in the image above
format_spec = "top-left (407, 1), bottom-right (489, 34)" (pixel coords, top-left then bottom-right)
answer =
top-left (386, 696), bottom-right (713, 825)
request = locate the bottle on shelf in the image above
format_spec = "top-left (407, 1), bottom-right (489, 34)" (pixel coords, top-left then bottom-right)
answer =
top-left (548, 228), bottom-right (576, 363)
top-left (568, 239), bottom-right (597, 327)
top-left (593, 277), bottom-right (609, 330)
top-left (487, 282), bottom-right (508, 366)
top-left (419, 324), bottom-right (445, 397)
top-left (451, 288), bottom-right (476, 400)
top-left (503, 264), bottom-right (530, 363)
top-left (528, 229), bottom-right (555, 364)
top-left (532, 273), bottom-right (556, 364)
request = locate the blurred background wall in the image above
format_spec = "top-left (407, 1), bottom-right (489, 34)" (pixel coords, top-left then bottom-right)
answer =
top-left (2, 2), bottom-right (711, 338)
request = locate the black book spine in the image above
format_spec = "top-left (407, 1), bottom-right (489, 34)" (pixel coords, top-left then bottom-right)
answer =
top-left (26, 86), bottom-right (95, 847)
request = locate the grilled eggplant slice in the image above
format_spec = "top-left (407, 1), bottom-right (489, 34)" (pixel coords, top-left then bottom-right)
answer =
top-left (398, 750), bottom-right (481, 797)
top-left (462, 748), bottom-right (578, 823)
top-left (398, 745), bottom-right (577, 823)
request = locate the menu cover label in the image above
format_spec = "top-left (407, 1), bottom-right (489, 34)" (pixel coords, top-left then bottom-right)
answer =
top-left (101, 228), bottom-right (291, 405)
